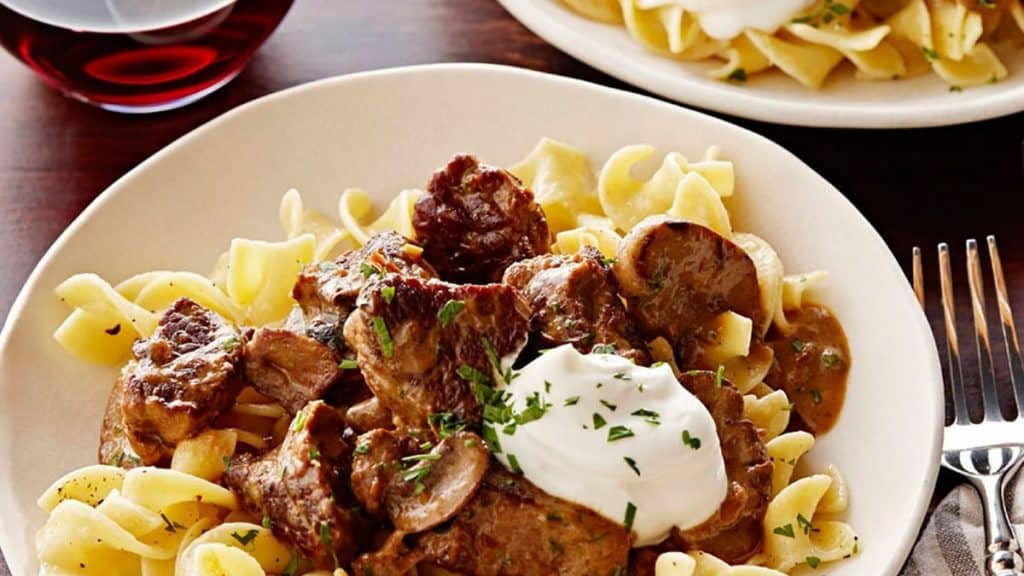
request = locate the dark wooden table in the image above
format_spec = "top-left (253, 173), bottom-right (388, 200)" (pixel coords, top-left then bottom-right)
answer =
top-left (1, 0), bottom-right (1022, 573)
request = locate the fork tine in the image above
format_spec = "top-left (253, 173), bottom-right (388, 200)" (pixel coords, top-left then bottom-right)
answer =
top-left (986, 236), bottom-right (1024, 419)
top-left (913, 247), bottom-right (925, 308)
top-left (966, 239), bottom-right (1004, 421)
top-left (940, 243), bottom-right (971, 424)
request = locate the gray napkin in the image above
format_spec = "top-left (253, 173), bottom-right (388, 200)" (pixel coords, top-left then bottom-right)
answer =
top-left (902, 482), bottom-right (1024, 575)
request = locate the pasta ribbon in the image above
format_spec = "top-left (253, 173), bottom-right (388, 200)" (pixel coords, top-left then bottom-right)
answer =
top-left (338, 188), bottom-right (421, 245)
top-left (121, 468), bottom-right (238, 513)
top-left (226, 234), bottom-right (315, 326)
top-left (280, 188), bottom-right (354, 262)
top-left (744, 30), bottom-right (845, 89)
top-left (743, 390), bottom-right (792, 442)
top-left (175, 523), bottom-right (294, 576)
top-left (762, 475), bottom-right (859, 571)
top-left (732, 233), bottom-right (784, 337)
top-left (765, 431), bottom-right (816, 496)
top-left (654, 550), bottom-right (787, 575)
top-left (700, 311), bottom-right (753, 366)
top-left (509, 138), bottom-right (603, 234)
top-left (38, 465), bottom-right (126, 512)
top-left (554, 225), bottom-right (623, 258)
top-left (170, 429), bottom-right (238, 482)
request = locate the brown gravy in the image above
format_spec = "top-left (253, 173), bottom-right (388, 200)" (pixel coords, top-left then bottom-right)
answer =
top-left (765, 305), bottom-right (850, 435)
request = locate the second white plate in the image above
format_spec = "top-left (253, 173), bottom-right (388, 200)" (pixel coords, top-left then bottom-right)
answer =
top-left (498, 0), bottom-right (1024, 127)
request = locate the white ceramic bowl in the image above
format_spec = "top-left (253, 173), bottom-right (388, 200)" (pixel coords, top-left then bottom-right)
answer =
top-left (497, 0), bottom-right (1024, 127)
top-left (0, 64), bottom-right (942, 575)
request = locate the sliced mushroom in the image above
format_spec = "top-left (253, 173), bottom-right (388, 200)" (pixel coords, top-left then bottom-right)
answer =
top-left (345, 396), bottom-right (395, 433)
top-left (244, 328), bottom-right (342, 414)
top-left (351, 429), bottom-right (489, 533)
top-left (614, 217), bottom-right (760, 363)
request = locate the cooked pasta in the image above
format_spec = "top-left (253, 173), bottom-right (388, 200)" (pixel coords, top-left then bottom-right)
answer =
top-left (560, 0), bottom-right (1022, 89)
top-left (44, 138), bottom-right (855, 575)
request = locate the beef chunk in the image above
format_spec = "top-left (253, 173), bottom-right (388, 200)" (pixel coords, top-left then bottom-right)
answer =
top-left (503, 246), bottom-right (650, 364)
top-left (353, 469), bottom-right (630, 576)
top-left (672, 371), bottom-right (773, 563)
top-left (351, 429), bottom-right (489, 533)
top-left (244, 328), bottom-right (342, 414)
top-left (614, 218), bottom-right (760, 366)
top-left (413, 154), bottom-right (551, 283)
top-left (120, 298), bottom-right (244, 464)
top-left (224, 401), bottom-right (363, 567)
top-left (292, 231), bottom-right (436, 356)
top-left (343, 276), bottom-right (529, 429)
top-left (345, 397), bottom-right (395, 433)
top-left (98, 375), bottom-right (142, 469)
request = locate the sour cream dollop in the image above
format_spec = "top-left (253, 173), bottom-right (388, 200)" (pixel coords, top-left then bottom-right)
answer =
top-left (493, 345), bottom-right (727, 547)
top-left (637, 0), bottom-right (816, 40)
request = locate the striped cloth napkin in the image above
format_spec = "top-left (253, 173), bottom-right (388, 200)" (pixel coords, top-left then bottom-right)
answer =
top-left (902, 482), bottom-right (1024, 575)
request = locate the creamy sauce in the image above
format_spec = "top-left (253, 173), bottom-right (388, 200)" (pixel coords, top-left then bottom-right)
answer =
top-left (765, 305), bottom-right (850, 434)
top-left (494, 345), bottom-right (727, 547)
top-left (636, 0), bottom-right (816, 40)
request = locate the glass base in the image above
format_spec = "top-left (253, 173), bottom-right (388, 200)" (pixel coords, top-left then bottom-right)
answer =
top-left (61, 69), bottom-right (243, 114)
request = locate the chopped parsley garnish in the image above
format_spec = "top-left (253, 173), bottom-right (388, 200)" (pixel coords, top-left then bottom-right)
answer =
top-left (283, 552), bottom-right (300, 576)
top-left (231, 528), bottom-right (259, 545)
top-left (715, 364), bottom-right (725, 388)
top-left (507, 453), bottom-right (523, 474)
top-left (359, 262), bottom-right (380, 277)
top-left (428, 412), bottom-right (467, 438)
top-left (437, 299), bottom-right (465, 327)
top-left (607, 426), bottom-right (635, 442)
top-left (221, 336), bottom-right (240, 353)
top-left (797, 513), bottom-right (814, 535)
top-left (624, 456), bottom-right (640, 476)
top-left (516, 391), bottom-right (551, 425)
top-left (320, 521), bottom-right (339, 567)
top-left (160, 513), bottom-right (177, 533)
top-left (402, 453), bottom-right (442, 464)
top-left (728, 68), bottom-right (747, 82)
top-left (261, 515), bottom-right (273, 530)
top-left (623, 502), bottom-right (637, 532)
top-left (354, 440), bottom-right (370, 455)
top-left (458, 364), bottom-right (491, 388)
top-left (291, 409), bottom-right (308, 432)
top-left (564, 396), bottom-right (580, 406)
top-left (308, 446), bottom-right (321, 460)
top-left (811, 389), bottom-right (823, 405)
top-left (601, 256), bottom-right (616, 266)
top-left (923, 46), bottom-right (939, 61)
top-left (822, 351), bottom-right (841, 369)
top-left (482, 336), bottom-right (512, 384)
top-left (381, 285), bottom-right (396, 304)
top-left (806, 556), bottom-right (821, 569)
top-left (792, 339), bottom-right (806, 353)
top-left (482, 424), bottom-right (503, 453)
top-left (545, 380), bottom-right (552, 393)
top-left (631, 408), bottom-right (661, 425)
top-left (682, 430), bottom-right (701, 450)
top-left (773, 524), bottom-right (796, 538)
top-left (222, 455), bottom-right (232, 470)
top-left (372, 316), bottom-right (394, 358)
top-left (401, 465), bottom-right (432, 494)
top-left (613, 371), bottom-right (631, 381)
top-left (592, 343), bottom-right (617, 354)
top-left (593, 413), bottom-right (608, 429)
top-left (949, 85), bottom-right (963, 93)
top-left (600, 399), bottom-right (618, 412)
top-left (339, 358), bottom-right (359, 370)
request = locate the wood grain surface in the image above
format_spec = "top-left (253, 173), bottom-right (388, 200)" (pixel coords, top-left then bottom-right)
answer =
top-left (1, 0), bottom-right (1022, 573)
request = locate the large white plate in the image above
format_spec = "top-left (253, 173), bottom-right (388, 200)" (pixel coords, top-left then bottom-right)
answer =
top-left (498, 0), bottom-right (1024, 127)
top-left (0, 64), bottom-right (941, 574)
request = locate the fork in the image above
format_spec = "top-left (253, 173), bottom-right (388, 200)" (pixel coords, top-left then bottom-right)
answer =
top-left (914, 237), bottom-right (1024, 576)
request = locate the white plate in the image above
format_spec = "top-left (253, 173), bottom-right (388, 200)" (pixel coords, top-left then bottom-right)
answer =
top-left (0, 64), bottom-right (941, 574)
top-left (497, 0), bottom-right (1024, 127)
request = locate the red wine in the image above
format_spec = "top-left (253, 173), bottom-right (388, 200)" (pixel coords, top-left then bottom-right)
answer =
top-left (0, 0), bottom-right (294, 112)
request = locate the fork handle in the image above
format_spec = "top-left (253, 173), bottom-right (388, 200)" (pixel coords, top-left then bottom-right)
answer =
top-left (970, 474), bottom-right (1024, 575)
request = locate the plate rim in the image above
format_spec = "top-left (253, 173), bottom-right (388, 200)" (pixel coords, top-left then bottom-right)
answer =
top-left (0, 63), bottom-right (943, 575)
top-left (496, 0), bottom-right (1024, 128)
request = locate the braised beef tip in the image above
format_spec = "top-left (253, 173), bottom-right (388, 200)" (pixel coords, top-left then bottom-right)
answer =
top-left (292, 231), bottom-right (437, 357)
top-left (244, 327), bottom-right (342, 414)
top-left (224, 401), bottom-right (363, 567)
top-left (672, 371), bottom-right (773, 564)
top-left (120, 298), bottom-right (245, 464)
top-left (503, 246), bottom-right (650, 364)
top-left (413, 154), bottom-right (551, 283)
top-left (351, 429), bottom-right (489, 533)
top-left (345, 396), bottom-right (395, 433)
top-left (98, 374), bottom-right (143, 469)
top-left (413, 469), bottom-right (630, 576)
top-left (614, 218), bottom-right (760, 366)
top-left (343, 275), bottom-right (530, 429)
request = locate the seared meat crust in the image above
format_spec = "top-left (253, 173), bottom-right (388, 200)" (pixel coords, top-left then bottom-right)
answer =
top-left (352, 469), bottom-right (630, 576)
top-left (292, 231), bottom-right (436, 356)
top-left (244, 327), bottom-right (342, 414)
top-left (614, 218), bottom-right (760, 366)
top-left (413, 154), bottom-right (551, 283)
top-left (343, 275), bottom-right (529, 429)
top-left (120, 298), bottom-right (244, 464)
top-left (672, 371), bottom-right (773, 563)
top-left (224, 401), bottom-right (363, 567)
top-left (98, 375), bottom-right (142, 469)
top-left (503, 246), bottom-right (649, 364)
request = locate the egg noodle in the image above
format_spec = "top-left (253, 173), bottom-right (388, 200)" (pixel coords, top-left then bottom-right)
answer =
top-left (42, 139), bottom-right (856, 575)
top-left (564, 0), bottom-right (1023, 89)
